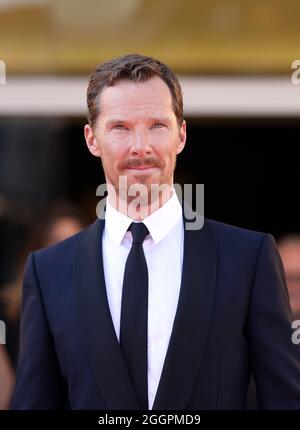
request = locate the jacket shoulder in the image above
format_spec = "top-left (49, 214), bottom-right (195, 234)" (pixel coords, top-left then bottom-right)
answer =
top-left (205, 218), bottom-right (267, 241)
top-left (204, 218), bottom-right (274, 260)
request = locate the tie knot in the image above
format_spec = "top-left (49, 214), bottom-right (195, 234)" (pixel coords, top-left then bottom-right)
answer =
top-left (129, 222), bottom-right (149, 244)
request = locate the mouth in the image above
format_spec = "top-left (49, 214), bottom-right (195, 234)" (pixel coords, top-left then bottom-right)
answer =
top-left (126, 165), bottom-right (157, 171)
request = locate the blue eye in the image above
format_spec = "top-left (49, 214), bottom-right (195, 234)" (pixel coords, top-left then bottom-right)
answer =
top-left (113, 124), bottom-right (127, 130)
top-left (152, 123), bottom-right (165, 129)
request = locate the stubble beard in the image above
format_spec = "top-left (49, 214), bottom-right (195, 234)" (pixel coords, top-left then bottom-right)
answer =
top-left (104, 161), bottom-right (176, 218)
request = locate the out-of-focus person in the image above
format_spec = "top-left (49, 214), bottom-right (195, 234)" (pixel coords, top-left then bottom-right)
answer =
top-left (0, 345), bottom-right (15, 410)
top-left (278, 234), bottom-right (300, 320)
top-left (0, 201), bottom-right (87, 408)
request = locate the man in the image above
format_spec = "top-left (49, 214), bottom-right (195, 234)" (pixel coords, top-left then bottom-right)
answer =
top-left (12, 54), bottom-right (300, 410)
top-left (278, 234), bottom-right (300, 320)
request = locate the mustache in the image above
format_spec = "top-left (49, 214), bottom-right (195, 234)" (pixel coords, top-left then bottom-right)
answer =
top-left (120, 157), bottom-right (164, 169)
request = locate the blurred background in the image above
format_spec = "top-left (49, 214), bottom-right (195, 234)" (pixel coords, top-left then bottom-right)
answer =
top-left (0, 0), bottom-right (300, 409)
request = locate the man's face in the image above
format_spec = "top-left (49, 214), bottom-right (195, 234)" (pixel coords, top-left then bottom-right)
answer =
top-left (84, 76), bottom-right (186, 201)
top-left (278, 242), bottom-right (300, 319)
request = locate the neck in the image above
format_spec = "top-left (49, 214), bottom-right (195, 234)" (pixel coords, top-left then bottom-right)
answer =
top-left (108, 185), bottom-right (174, 220)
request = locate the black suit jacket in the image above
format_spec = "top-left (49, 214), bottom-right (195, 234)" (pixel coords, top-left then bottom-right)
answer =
top-left (12, 216), bottom-right (300, 409)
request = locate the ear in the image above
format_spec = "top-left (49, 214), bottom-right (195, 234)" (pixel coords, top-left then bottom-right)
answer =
top-left (84, 124), bottom-right (102, 158)
top-left (176, 120), bottom-right (187, 155)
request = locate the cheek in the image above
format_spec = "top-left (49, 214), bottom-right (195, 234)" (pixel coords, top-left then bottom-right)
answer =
top-left (106, 131), bottom-right (130, 146)
top-left (160, 142), bottom-right (179, 164)
top-left (100, 138), bottom-right (126, 159)
top-left (102, 151), bottom-right (124, 172)
top-left (151, 132), bottom-right (178, 153)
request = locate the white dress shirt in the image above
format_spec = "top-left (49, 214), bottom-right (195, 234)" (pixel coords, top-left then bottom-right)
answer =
top-left (102, 191), bottom-right (184, 409)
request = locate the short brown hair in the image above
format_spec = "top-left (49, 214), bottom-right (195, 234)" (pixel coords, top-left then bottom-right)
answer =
top-left (87, 54), bottom-right (183, 128)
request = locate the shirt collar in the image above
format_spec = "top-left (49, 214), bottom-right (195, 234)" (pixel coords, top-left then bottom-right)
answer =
top-left (105, 191), bottom-right (182, 245)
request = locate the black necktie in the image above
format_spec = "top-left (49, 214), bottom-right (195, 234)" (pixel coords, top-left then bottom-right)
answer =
top-left (120, 222), bottom-right (149, 410)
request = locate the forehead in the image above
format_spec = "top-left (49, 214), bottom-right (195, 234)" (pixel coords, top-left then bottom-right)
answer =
top-left (99, 76), bottom-right (174, 119)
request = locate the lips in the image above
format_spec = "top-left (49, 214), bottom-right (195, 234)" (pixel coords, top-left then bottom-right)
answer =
top-left (126, 165), bottom-right (156, 170)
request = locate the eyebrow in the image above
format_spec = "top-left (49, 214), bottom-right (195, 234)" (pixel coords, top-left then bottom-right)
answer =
top-left (106, 116), bottom-right (172, 126)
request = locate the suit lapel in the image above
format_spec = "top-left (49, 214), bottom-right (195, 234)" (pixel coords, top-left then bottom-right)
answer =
top-left (74, 206), bottom-right (217, 410)
top-left (153, 214), bottom-right (218, 410)
top-left (74, 218), bottom-right (140, 410)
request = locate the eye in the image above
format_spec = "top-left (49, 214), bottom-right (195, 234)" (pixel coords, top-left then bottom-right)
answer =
top-left (113, 124), bottom-right (127, 130)
top-left (151, 122), bottom-right (166, 129)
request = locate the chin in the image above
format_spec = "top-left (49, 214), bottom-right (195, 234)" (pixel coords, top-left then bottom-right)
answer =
top-left (128, 174), bottom-right (160, 186)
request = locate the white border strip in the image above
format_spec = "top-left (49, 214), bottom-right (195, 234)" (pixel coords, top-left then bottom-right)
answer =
top-left (0, 76), bottom-right (299, 117)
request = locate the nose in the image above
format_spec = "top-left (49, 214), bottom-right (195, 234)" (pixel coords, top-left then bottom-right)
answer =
top-left (130, 127), bottom-right (152, 157)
